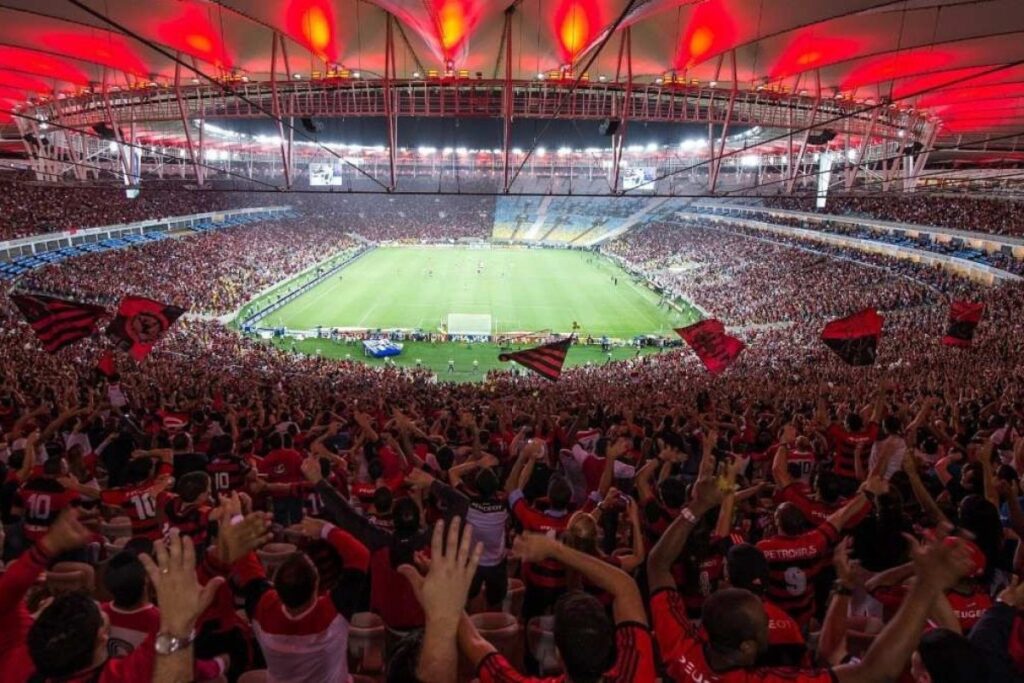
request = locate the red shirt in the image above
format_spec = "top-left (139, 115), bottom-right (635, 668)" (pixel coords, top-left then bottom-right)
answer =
top-left (477, 623), bottom-right (656, 683)
top-left (509, 489), bottom-right (570, 589)
top-left (756, 522), bottom-right (841, 626)
top-left (826, 423), bottom-right (878, 480)
top-left (774, 483), bottom-right (837, 526)
top-left (100, 464), bottom-right (173, 540)
top-left (208, 455), bottom-right (253, 496)
top-left (15, 477), bottom-right (79, 543)
top-left (258, 448), bottom-right (304, 497)
top-left (0, 545), bottom-right (157, 683)
top-left (652, 589), bottom-right (835, 683)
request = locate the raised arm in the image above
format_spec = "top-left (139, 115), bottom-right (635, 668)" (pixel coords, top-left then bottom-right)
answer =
top-left (834, 530), bottom-right (974, 683)
top-left (515, 531), bottom-right (647, 625)
top-left (647, 476), bottom-right (724, 592)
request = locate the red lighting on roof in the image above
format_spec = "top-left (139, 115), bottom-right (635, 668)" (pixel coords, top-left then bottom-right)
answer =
top-left (554, 0), bottom-right (602, 62)
top-left (675, 0), bottom-right (737, 70)
top-left (841, 50), bottom-right (954, 91)
top-left (285, 0), bottom-right (338, 63)
top-left (0, 47), bottom-right (90, 85)
top-left (770, 31), bottom-right (862, 80)
top-left (156, 2), bottom-right (233, 69)
top-left (0, 71), bottom-right (52, 94)
top-left (436, 0), bottom-right (474, 54)
top-left (39, 32), bottom-right (149, 77)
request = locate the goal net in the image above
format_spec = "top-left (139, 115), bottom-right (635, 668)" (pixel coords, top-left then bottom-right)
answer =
top-left (447, 313), bottom-right (493, 337)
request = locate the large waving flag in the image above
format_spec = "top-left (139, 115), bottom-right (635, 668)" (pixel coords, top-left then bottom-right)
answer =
top-left (499, 337), bottom-right (572, 381)
top-left (10, 292), bottom-right (107, 353)
top-left (821, 308), bottom-right (884, 366)
top-left (943, 301), bottom-right (985, 347)
top-left (106, 296), bottom-right (185, 361)
top-left (675, 319), bottom-right (746, 375)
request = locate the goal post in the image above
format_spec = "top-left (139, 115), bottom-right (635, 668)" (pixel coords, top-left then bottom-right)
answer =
top-left (447, 313), bottom-right (493, 338)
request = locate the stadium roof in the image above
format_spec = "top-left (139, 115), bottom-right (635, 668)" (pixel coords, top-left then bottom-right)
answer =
top-left (0, 0), bottom-right (1022, 147)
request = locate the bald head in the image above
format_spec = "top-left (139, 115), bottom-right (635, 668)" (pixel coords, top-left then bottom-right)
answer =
top-left (701, 588), bottom-right (768, 667)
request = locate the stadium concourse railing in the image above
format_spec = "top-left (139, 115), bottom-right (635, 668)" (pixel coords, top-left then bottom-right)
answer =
top-left (688, 202), bottom-right (1024, 280)
top-left (679, 208), bottom-right (1022, 285)
top-left (0, 206), bottom-right (293, 281)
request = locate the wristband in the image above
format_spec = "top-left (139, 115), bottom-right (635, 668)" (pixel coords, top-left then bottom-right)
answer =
top-left (833, 583), bottom-right (854, 596)
top-left (230, 514), bottom-right (244, 526)
top-left (680, 507), bottom-right (698, 524)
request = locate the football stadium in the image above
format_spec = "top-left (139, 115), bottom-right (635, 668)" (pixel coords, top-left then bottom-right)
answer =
top-left (1, 1), bottom-right (1024, 682)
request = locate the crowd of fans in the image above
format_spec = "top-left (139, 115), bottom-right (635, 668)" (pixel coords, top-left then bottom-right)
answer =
top-left (604, 219), bottom-right (962, 326)
top-left (0, 174), bottom-right (256, 241)
top-left (19, 219), bottom-right (357, 315)
top-left (288, 194), bottom-right (496, 243)
top-left (765, 193), bottom-right (1024, 236)
top-left (1, 197), bottom-right (1024, 683)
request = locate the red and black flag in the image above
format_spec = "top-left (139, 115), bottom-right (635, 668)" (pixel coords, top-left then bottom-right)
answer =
top-left (96, 350), bottom-right (117, 378)
top-left (499, 337), bottom-right (572, 381)
top-left (9, 292), bottom-right (107, 353)
top-left (675, 319), bottom-right (746, 375)
top-left (943, 301), bottom-right (985, 347)
top-left (106, 296), bottom-right (185, 361)
top-left (821, 308), bottom-right (884, 366)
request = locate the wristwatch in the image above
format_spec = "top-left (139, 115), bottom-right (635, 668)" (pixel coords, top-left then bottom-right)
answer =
top-left (155, 631), bottom-right (195, 656)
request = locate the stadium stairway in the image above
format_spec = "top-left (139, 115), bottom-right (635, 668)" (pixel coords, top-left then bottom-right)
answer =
top-left (578, 196), bottom-right (673, 246)
top-left (517, 196), bottom-right (554, 241)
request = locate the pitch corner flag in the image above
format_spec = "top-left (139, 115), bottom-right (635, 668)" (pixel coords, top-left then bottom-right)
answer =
top-left (675, 319), bottom-right (745, 375)
top-left (821, 308), bottom-right (884, 366)
top-left (499, 337), bottom-right (572, 381)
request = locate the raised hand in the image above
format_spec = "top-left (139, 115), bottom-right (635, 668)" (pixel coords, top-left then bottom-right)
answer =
top-left (512, 531), bottom-right (558, 564)
top-left (40, 508), bottom-right (92, 557)
top-left (398, 517), bottom-right (482, 619)
top-left (215, 511), bottom-right (273, 565)
top-left (690, 476), bottom-right (725, 515)
top-left (300, 456), bottom-right (324, 484)
top-left (140, 530), bottom-right (225, 637)
top-left (905, 526), bottom-right (974, 592)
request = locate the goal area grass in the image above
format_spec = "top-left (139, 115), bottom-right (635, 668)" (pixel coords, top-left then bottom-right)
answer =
top-left (262, 246), bottom-right (699, 339)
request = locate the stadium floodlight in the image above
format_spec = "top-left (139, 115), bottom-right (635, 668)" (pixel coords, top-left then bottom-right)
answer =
top-left (108, 141), bottom-right (118, 152)
top-left (740, 154), bottom-right (759, 167)
top-left (537, 73), bottom-right (545, 80)
top-left (492, 148), bottom-right (502, 155)
top-left (646, 142), bottom-right (658, 152)
top-left (847, 148), bottom-right (858, 161)
top-left (373, 145), bottom-right (385, 152)
top-left (512, 148), bottom-right (523, 155)
top-left (584, 147), bottom-right (600, 155)
top-left (412, 71), bottom-right (422, 78)
top-left (293, 73), bottom-right (302, 79)
top-left (418, 146), bottom-right (436, 155)
top-left (353, 71), bottom-right (361, 79)
top-left (442, 147), bottom-right (454, 155)
top-left (456, 147), bottom-right (468, 155)
top-left (557, 147), bottom-right (572, 156)
top-left (627, 144), bottom-right (643, 153)
top-left (897, 130), bottom-right (906, 138)
top-left (537, 147), bottom-right (547, 157)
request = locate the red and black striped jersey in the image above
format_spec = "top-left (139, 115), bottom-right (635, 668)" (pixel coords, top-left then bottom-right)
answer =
top-left (508, 489), bottom-right (570, 589)
top-left (100, 464), bottom-right (172, 540)
top-left (826, 423), bottom-right (878, 480)
top-left (162, 496), bottom-right (212, 551)
top-left (755, 522), bottom-right (840, 626)
top-left (14, 477), bottom-right (79, 542)
top-left (208, 455), bottom-right (253, 496)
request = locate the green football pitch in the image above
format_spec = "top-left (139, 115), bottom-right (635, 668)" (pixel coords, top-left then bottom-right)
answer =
top-left (262, 246), bottom-right (700, 338)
